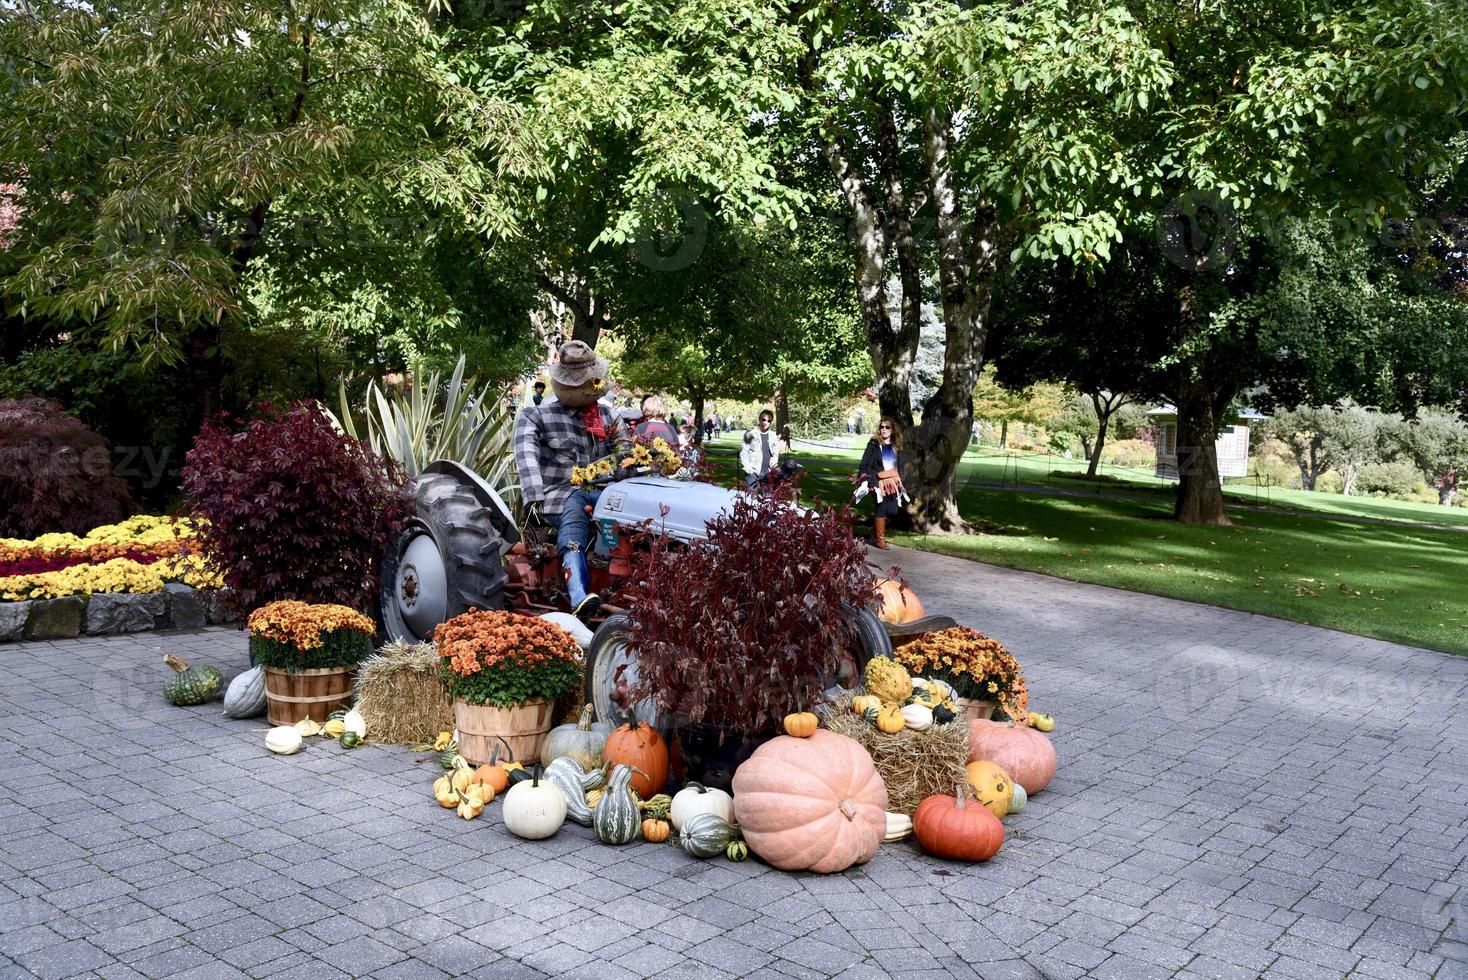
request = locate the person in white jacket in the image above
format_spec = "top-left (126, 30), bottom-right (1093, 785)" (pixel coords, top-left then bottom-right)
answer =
top-left (740, 410), bottom-right (781, 491)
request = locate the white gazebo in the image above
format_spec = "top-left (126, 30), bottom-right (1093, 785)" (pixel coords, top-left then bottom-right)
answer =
top-left (1149, 406), bottom-right (1266, 480)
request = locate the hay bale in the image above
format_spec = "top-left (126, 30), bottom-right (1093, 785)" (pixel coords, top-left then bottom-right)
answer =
top-left (355, 642), bottom-right (454, 745)
top-left (821, 691), bottom-right (968, 815)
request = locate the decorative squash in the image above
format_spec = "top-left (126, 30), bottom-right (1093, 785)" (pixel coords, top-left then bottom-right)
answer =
top-left (433, 774), bottom-right (460, 808)
top-left (641, 817), bottom-right (671, 843)
top-left (731, 730), bottom-right (888, 874)
top-left (725, 840), bottom-right (748, 862)
top-left (913, 783), bottom-right (1004, 862)
top-left (863, 658), bottom-right (911, 703)
top-left (339, 732), bottom-right (361, 749)
top-left (342, 708), bottom-right (367, 739)
top-left (964, 760), bottom-right (1014, 820)
top-left (321, 719), bottom-right (346, 738)
top-left (222, 666), bottom-right (267, 718)
top-left (603, 720), bottom-right (668, 797)
top-left (862, 706), bottom-right (880, 725)
top-left (450, 757), bottom-right (475, 794)
top-left (900, 704), bottom-right (934, 732)
top-left (932, 704), bottom-right (957, 725)
top-left (669, 782), bottom-right (733, 831)
top-left (502, 768), bottom-right (567, 839)
top-left (783, 712), bottom-right (818, 738)
top-left (472, 741), bottom-right (517, 795)
top-left (594, 764), bottom-right (644, 845)
top-left (162, 654), bottom-right (222, 706)
top-left (586, 788), bottom-right (604, 809)
top-left (1027, 711), bottom-right (1055, 733)
top-left (543, 757), bottom-right (595, 826)
top-left (544, 704), bottom-right (613, 771)
top-left (295, 718), bottom-right (322, 737)
top-left (851, 694), bottom-right (882, 715)
top-left (872, 578), bottom-right (925, 624)
top-left (640, 793), bottom-right (673, 816)
top-left (680, 813), bottom-right (736, 858)
top-left (875, 705), bottom-right (906, 734)
top-left (1008, 783), bottom-right (1028, 816)
top-left (884, 811), bottom-right (913, 842)
top-left (265, 726), bottom-right (302, 755)
top-left (968, 720), bottom-right (1057, 795)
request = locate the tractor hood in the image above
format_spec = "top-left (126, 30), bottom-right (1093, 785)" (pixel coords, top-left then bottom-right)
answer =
top-left (592, 476), bottom-right (742, 542)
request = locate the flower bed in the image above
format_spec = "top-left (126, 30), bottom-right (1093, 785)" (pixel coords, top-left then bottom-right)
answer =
top-left (0, 517), bottom-right (230, 642)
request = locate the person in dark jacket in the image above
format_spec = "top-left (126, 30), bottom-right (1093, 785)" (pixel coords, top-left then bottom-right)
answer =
top-left (858, 417), bottom-right (906, 549)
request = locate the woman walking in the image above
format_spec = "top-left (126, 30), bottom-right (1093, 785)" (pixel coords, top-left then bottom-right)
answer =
top-left (858, 418), bottom-right (906, 549)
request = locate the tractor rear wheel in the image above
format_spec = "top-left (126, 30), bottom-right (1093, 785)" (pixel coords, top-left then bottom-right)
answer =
top-left (380, 470), bottom-right (511, 644)
top-left (582, 607), bottom-right (890, 725)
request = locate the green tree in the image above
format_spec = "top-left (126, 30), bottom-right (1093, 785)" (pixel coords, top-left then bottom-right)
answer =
top-left (1399, 410), bottom-right (1468, 506)
top-left (0, 0), bottom-right (474, 433)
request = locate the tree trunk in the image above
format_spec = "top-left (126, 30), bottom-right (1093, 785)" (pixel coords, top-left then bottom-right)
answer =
top-left (999, 420), bottom-right (1008, 448)
top-left (183, 322), bottom-right (225, 435)
top-left (1341, 465), bottom-right (1357, 496)
top-left (1172, 382), bottom-right (1230, 525)
top-left (692, 396), bottom-right (705, 446)
top-left (1088, 421), bottom-right (1108, 478)
top-left (773, 384), bottom-right (789, 442)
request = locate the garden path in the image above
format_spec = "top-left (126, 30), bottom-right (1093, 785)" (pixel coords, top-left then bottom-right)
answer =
top-left (0, 550), bottom-right (1464, 980)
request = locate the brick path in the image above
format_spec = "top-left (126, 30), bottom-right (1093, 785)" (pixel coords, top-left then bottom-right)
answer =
top-left (1, 547), bottom-right (1464, 980)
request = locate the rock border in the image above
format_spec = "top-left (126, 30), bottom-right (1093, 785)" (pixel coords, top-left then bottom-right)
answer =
top-left (0, 587), bottom-right (237, 643)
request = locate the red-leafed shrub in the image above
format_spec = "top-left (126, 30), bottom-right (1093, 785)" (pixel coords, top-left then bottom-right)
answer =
top-left (0, 398), bottom-right (135, 538)
top-left (181, 402), bottom-right (408, 613)
top-left (626, 495), bottom-right (874, 734)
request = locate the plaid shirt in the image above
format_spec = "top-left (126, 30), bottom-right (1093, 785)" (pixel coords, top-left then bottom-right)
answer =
top-left (513, 401), bottom-right (618, 515)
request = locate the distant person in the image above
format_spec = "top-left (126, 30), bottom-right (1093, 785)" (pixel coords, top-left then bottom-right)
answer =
top-left (858, 417), bottom-right (907, 550)
top-left (531, 380), bottom-right (546, 406)
top-left (678, 422), bottom-right (696, 453)
top-left (741, 410), bottom-right (781, 492)
top-left (636, 394), bottom-right (679, 444)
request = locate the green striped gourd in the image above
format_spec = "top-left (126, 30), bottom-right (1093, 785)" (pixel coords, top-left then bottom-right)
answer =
top-left (680, 813), bottom-right (735, 858)
top-left (163, 655), bottom-right (222, 706)
top-left (222, 666), bottom-right (266, 718)
top-left (543, 757), bottom-right (594, 826)
top-left (593, 764), bottom-right (641, 845)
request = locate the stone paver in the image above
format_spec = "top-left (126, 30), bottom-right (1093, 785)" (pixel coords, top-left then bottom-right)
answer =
top-left (1, 549), bottom-right (1465, 979)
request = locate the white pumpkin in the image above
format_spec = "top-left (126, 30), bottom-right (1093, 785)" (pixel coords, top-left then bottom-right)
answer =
top-left (1008, 783), bottom-right (1028, 815)
top-left (342, 708), bottom-right (367, 739)
top-left (883, 811), bottom-right (913, 842)
top-left (502, 775), bottom-right (568, 839)
top-left (899, 703), bottom-right (934, 732)
top-left (669, 782), bottom-right (734, 831)
top-left (265, 726), bottom-right (303, 755)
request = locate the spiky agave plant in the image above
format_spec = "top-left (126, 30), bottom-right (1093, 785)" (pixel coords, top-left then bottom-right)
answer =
top-left (327, 354), bottom-right (518, 501)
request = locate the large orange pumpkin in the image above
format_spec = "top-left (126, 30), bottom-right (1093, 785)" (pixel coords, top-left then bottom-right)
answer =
top-left (731, 730), bottom-right (888, 874)
top-left (913, 783), bottom-right (1004, 862)
top-left (873, 578), bottom-right (925, 624)
top-left (603, 721), bottom-right (668, 797)
top-left (967, 720), bottom-right (1056, 795)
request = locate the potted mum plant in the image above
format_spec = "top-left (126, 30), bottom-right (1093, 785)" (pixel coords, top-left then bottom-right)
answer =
top-left (436, 610), bottom-right (582, 765)
top-left (893, 626), bottom-right (1028, 724)
top-left (624, 494), bottom-right (875, 790)
top-left (247, 600), bottom-right (376, 724)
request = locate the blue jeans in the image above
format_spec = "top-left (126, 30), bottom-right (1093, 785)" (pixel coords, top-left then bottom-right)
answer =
top-left (548, 489), bottom-right (600, 608)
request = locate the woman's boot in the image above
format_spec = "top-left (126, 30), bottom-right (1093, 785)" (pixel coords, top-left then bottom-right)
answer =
top-left (874, 517), bottom-right (890, 549)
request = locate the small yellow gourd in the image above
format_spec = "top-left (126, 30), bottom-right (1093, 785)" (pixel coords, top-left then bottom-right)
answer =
top-left (433, 775), bottom-right (460, 809)
top-left (851, 694), bottom-right (882, 715)
top-left (876, 704), bottom-right (907, 734)
top-left (864, 658), bottom-right (912, 704)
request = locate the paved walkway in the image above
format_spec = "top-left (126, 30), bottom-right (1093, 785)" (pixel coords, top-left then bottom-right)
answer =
top-left (1, 549), bottom-right (1464, 980)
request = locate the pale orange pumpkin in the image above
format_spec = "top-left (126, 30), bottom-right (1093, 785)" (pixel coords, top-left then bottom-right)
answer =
top-left (731, 730), bottom-right (888, 874)
top-left (967, 720), bottom-right (1057, 795)
top-left (873, 578), bottom-right (925, 624)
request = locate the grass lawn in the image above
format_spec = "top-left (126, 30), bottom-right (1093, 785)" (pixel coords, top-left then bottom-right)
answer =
top-left (707, 442), bottom-right (1468, 656)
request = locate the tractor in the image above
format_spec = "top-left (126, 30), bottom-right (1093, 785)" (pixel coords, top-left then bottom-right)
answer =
top-left (378, 459), bottom-right (892, 725)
